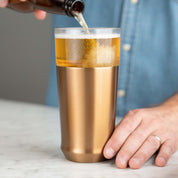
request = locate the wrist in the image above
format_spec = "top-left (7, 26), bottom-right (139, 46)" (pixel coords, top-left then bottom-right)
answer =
top-left (160, 93), bottom-right (178, 114)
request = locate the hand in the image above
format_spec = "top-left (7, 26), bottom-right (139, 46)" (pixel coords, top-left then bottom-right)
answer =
top-left (0, 0), bottom-right (46, 20)
top-left (103, 94), bottom-right (178, 169)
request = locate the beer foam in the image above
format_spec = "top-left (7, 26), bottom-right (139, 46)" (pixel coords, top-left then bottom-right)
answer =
top-left (82, 44), bottom-right (116, 67)
top-left (55, 33), bottom-right (120, 39)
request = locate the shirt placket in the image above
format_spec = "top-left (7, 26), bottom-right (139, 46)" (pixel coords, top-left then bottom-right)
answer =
top-left (117, 0), bottom-right (141, 117)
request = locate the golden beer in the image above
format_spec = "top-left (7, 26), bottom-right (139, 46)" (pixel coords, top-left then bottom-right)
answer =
top-left (55, 34), bottom-right (120, 67)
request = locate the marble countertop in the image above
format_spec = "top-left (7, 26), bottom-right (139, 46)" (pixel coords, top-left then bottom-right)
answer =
top-left (0, 99), bottom-right (178, 178)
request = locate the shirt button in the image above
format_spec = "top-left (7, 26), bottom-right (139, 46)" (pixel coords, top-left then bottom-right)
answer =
top-left (131, 0), bottom-right (138, 4)
top-left (122, 44), bottom-right (131, 51)
top-left (118, 90), bottom-right (126, 97)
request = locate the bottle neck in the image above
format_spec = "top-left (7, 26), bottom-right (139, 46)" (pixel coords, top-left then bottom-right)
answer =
top-left (64, 0), bottom-right (84, 17)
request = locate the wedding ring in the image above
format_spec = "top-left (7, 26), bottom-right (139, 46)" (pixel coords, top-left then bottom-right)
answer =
top-left (152, 135), bottom-right (161, 144)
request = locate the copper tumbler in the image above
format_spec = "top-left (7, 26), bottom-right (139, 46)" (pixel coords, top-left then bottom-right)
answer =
top-left (55, 28), bottom-right (120, 162)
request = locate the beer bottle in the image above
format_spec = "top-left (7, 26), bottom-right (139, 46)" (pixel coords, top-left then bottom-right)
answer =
top-left (7, 0), bottom-right (84, 17)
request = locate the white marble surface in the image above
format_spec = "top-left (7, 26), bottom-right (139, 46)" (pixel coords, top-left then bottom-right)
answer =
top-left (0, 99), bottom-right (178, 178)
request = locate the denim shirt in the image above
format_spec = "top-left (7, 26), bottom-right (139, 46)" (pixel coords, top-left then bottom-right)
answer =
top-left (47, 0), bottom-right (178, 117)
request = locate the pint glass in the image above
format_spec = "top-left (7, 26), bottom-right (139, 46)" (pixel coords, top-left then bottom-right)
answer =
top-left (55, 28), bottom-right (120, 162)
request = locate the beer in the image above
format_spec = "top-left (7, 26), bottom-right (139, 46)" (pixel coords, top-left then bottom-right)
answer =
top-left (7, 0), bottom-right (84, 17)
top-left (73, 12), bottom-right (89, 34)
top-left (55, 30), bottom-right (120, 67)
top-left (55, 28), bottom-right (120, 162)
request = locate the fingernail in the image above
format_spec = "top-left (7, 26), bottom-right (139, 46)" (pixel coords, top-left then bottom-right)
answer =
top-left (105, 147), bottom-right (115, 158)
top-left (132, 158), bottom-right (141, 167)
top-left (157, 157), bottom-right (166, 166)
top-left (118, 157), bottom-right (127, 167)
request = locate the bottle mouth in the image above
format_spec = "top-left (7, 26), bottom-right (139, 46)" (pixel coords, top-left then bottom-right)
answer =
top-left (71, 1), bottom-right (84, 13)
top-left (64, 0), bottom-right (85, 17)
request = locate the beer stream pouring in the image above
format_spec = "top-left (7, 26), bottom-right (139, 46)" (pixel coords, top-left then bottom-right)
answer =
top-left (7, 0), bottom-right (84, 17)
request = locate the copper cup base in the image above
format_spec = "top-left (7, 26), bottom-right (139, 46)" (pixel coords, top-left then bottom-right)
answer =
top-left (63, 150), bottom-right (106, 163)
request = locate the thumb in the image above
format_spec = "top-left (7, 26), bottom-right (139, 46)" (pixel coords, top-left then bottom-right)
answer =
top-left (0, 0), bottom-right (8, 8)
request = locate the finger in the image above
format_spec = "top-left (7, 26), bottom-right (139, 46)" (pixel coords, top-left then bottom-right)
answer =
top-left (0, 0), bottom-right (8, 8)
top-left (129, 135), bottom-right (161, 169)
top-left (34, 9), bottom-right (46, 20)
top-left (115, 123), bottom-right (153, 169)
top-left (155, 140), bottom-right (176, 167)
top-left (103, 109), bottom-right (142, 159)
top-left (0, 0), bottom-right (25, 8)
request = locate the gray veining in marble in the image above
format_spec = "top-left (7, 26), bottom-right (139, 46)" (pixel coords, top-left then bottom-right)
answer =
top-left (0, 99), bottom-right (178, 178)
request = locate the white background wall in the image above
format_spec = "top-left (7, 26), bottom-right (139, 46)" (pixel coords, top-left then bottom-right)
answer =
top-left (0, 8), bottom-right (52, 104)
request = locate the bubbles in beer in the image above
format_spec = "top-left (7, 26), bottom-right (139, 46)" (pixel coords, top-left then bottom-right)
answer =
top-left (82, 42), bottom-right (116, 67)
top-left (55, 34), bottom-right (120, 68)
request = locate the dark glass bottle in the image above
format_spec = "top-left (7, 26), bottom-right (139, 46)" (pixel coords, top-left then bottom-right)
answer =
top-left (7, 0), bottom-right (84, 17)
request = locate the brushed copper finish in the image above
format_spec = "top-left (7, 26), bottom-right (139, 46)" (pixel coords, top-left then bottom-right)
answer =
top-left (57, 66), bottom-right (118, 162)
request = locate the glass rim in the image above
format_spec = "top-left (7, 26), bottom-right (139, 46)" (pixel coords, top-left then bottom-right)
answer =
top-left (55, 27), bottom-right (120, 39)
top-left (55, 27), bottom-right (120, 29)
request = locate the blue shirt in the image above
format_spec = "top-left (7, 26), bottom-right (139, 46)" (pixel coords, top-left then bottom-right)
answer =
top-left (46, 0), bottom-right (178, 117)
